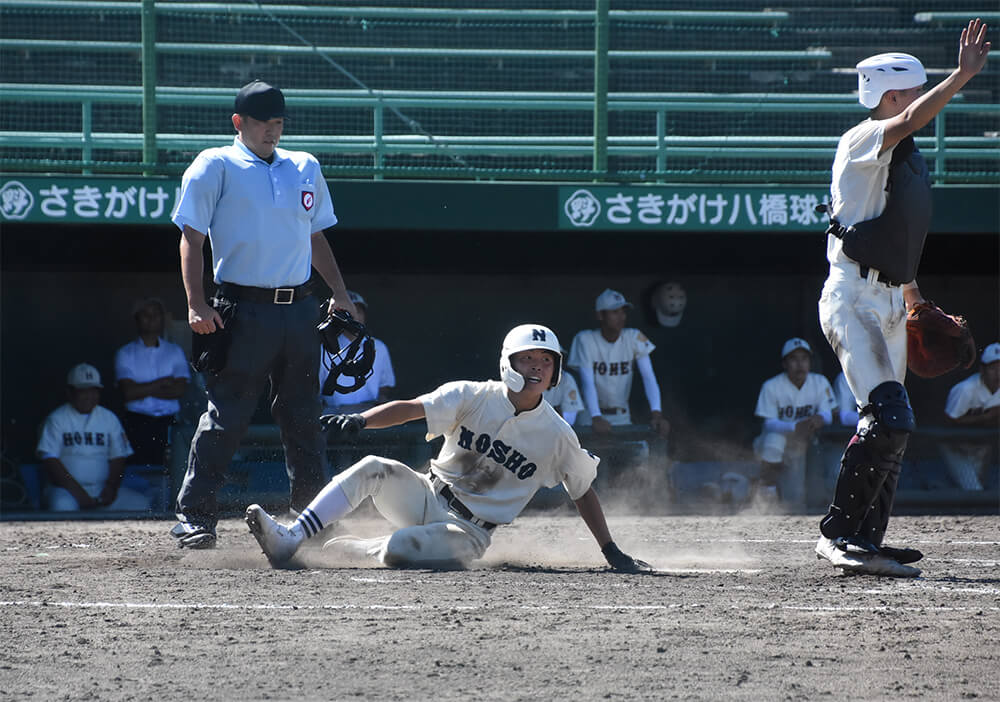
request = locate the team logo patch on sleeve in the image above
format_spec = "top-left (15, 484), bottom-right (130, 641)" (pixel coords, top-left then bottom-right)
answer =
top-left (301, 191), bottom-right (314, 211)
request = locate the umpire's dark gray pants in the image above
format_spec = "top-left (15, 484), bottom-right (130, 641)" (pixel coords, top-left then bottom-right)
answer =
top-left (176, 296), bottom-right (325, 528)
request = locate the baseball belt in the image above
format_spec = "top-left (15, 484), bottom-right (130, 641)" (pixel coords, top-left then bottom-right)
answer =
top-left (858, 265), bottom-right (902, 288)
top-left (217, 282), bottom-right (313, 304)
top-left (430, 473), bottom-right (497, 531)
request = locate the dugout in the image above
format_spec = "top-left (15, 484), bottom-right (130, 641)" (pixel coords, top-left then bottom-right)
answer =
top-left (1, 0), bottom-right (997, 515)
top-left (1, 179), bottom-right (997, 515)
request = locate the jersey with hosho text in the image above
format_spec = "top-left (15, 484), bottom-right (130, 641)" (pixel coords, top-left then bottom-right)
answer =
top-left (420, 380), bottom-right (599, 525)
top-left (755, 372), bottom-right (837, 423)
top-left (568, 328), bottom-right (655, 417)
top-left (36, 404), bottom-right (133, 494)
top-left (945, 373), bottom-right (1000, 419)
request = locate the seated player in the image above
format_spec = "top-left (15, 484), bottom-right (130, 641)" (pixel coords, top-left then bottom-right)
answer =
top-left (37, 363), bottom-right (146, 511)
top-left (751, 338), bottom-right (835, 509)
top-left (568, 288), bottom-right (669, 437)
top-left (940, 342), bottom-right (1000, 490)
top-left (245, 324), bottom-right (650, 572)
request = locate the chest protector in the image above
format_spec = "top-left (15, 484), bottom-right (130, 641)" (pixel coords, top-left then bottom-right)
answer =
top-left (829, 136), bottom-right (932, 284)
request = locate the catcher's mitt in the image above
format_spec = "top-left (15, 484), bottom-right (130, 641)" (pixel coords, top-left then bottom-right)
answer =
top-left (906, 301), bottom-right (976, 378)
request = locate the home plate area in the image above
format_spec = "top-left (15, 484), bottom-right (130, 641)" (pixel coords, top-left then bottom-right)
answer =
top-left (2, 514), bottom-right (997, 701)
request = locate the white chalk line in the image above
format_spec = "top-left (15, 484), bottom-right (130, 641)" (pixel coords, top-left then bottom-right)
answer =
top-left (352, 575), bottom-right (999, 595)
top-left (860, 584), bottom-right (1000, 596)
top-left (2, 600), bottom-right (997, 614)
top-left (349, 569), bottom-right (764, 586)
top-left (652, 538), bottom-right (1000, 546)
top-left (6, 538), bottom-right (997, 553)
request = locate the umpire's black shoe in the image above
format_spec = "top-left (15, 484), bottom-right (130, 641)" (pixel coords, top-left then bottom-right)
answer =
top-left (170, 521), bottom-right (217, 549)
top-left (878, 545), bottom-right (924, 564)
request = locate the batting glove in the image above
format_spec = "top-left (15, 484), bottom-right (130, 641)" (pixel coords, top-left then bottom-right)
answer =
top-left (602, 541), bottom-right (652, 573)
top-left (319, 413), bottom-right (367, 436)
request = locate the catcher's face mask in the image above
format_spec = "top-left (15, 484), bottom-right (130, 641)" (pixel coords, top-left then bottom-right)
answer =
top-left (318, 308), bottom-right (376, 395)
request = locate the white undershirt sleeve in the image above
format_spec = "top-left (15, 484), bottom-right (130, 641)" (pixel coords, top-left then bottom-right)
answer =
top-left (763, 417), bottom-right (796, 434)
top-left (839, 408), bottom-right (858, 426)
top-left (576, 363), bottom-right (601, 418)
top-left (635, 355), bottom-right (662, 413)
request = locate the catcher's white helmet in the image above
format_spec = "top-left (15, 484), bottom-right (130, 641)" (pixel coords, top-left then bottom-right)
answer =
top-left (856, 52), bottom-right (927, 109)
top-left (499, 324), bottom-right (562, 392)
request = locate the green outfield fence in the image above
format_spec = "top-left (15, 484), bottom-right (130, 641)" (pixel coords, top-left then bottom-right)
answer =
top-left (1, 0), bottom-right (998, 183)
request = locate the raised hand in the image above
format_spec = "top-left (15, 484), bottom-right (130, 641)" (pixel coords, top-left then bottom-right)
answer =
top-left (958, 18), bottom-right (991, 76)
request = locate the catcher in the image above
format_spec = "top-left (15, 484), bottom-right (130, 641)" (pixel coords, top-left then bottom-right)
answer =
top-left (245, 323), bottom-right (651, 573)
top-left (814, 19), bottom-right (988, 576)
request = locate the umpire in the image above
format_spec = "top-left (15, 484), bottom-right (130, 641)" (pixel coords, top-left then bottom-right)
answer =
top-left (169, 80), bottom-right (357, 548)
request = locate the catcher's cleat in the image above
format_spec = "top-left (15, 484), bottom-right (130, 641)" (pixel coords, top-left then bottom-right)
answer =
top-left (833, 535), bottom-right (923, 564)
top-left (170, 522), bottom-right (217, 550)
top-left (245, 504), bottom-right (302, 567)
top-left (878, 545), bottom-right (924, 565)
top-left (816, 536), bottom-right (868, 570)
top-left (815, 537), bottom-right (920, 577)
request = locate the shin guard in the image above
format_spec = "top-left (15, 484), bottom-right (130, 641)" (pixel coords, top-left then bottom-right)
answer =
top-left (820, 382), bottom-right (912, 540)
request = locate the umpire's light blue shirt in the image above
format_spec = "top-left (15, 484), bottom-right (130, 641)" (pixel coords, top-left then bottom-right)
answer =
top-left (172, 137), bottom-right (337, 287)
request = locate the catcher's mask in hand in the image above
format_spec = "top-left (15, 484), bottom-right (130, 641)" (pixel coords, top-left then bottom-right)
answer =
top-left (318, 308), bottom-right (376, 394)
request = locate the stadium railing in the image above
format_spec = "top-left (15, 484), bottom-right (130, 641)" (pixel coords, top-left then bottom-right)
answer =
top-left (914, 11), bottom-right (1000, 24)
top-left (2, 84), bottom-right (997, 183)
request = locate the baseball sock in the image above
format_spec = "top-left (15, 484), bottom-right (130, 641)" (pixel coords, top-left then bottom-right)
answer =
top-left (291, 482), bottom-right (352, 539)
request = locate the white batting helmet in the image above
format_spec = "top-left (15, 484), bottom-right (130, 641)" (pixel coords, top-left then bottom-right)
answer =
top-left (499, 324), bottom-right (562, 392)
top-left (856, 52), bottom-right (927, 109)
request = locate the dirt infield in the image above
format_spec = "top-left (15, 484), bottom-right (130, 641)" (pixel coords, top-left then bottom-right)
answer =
top-left (2, 512), bottom-right (998, 701)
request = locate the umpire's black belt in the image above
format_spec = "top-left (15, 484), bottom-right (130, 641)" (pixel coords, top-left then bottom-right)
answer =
top-left (430, 473), bottom-right (497, 531)
top-left (217, 282), bottom-right (313, 304)
top-left (858, 265), bottom-right (902, 288)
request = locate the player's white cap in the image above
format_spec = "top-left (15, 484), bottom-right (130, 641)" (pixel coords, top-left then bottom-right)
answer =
top-left (856, 52), bottom-right (927, 109)
top-left (781, 338), bottom-right (811, 359)
top-left (67, 363), bottom-right (103, 389)
top-left (347, 290), bottom-right (366, 309)
top-left (981, 342), bottom-right (1000, 365)
top-left (595, 288), bottom-right (633, 312)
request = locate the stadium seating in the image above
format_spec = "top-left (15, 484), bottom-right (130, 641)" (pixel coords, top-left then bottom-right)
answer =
top-left (1, 1), bottom-right (996, 180)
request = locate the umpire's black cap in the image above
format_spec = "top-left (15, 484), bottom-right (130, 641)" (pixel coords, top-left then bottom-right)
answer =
top-left (234, 80), bottom-right (286, 121)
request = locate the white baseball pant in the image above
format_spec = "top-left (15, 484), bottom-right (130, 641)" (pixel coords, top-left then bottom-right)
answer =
top-left (818, 267), bottom-right (908, 414)
top-left (333, 456), bottom-right (492, 567)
